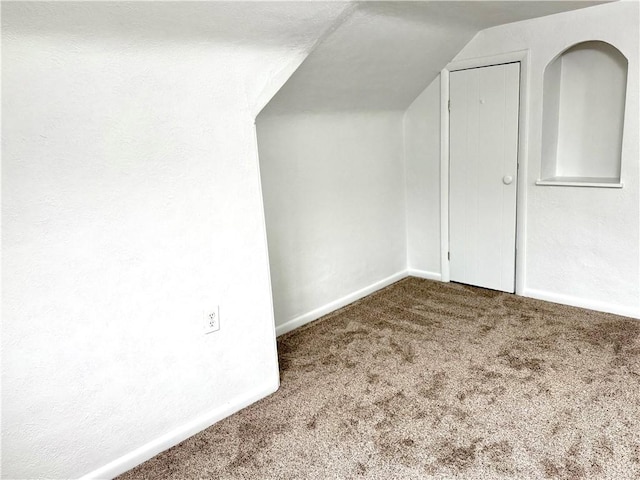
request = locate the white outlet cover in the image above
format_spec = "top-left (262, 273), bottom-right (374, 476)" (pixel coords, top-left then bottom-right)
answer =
top-left (203, 306), bottom-right (220, 334)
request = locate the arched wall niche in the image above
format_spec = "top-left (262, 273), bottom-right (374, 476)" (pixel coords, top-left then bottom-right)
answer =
top-left (538, 40), bottom-right (628, 187)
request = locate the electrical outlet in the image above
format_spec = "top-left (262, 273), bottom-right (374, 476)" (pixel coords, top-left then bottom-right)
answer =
top-left (204, 306), bottom-right (220, 334)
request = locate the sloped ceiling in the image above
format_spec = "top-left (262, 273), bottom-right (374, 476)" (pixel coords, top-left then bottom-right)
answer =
top-left (2, 1), bottom-right (352, 115)
top-left (4, 1), bottom-right (607, 116)
top-left (3, 1), bottom-right (348, 47)
top-left (261, 1), bottom-right (609, 115)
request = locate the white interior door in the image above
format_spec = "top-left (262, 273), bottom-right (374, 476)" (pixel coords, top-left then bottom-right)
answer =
top-left (449, 62), bottom-right (520, 293)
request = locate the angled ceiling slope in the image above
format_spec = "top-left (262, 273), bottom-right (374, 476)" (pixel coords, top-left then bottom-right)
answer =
top-left (3, 1), bottom-right (351, 115)
top-left (260, 1), bottom-right (609, 115)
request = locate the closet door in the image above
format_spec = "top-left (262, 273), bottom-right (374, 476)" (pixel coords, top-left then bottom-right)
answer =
top-left (449, 62), bottom-right (520, 293)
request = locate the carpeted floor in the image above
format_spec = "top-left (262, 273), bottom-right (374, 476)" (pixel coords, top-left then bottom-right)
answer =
top-left (119, 277), bottom-right (640, 479)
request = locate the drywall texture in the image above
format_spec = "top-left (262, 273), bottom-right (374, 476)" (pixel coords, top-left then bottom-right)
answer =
top-left (1, 2), bottom-right (349, 478)
top-left (262, 1), bottom-right (601, 114)
top-left (256, 113), bottom-right (407, 329)
top-left (455, 0), bottom-right (639, 316)
top-left (404, 77), bottom-right (442, 275)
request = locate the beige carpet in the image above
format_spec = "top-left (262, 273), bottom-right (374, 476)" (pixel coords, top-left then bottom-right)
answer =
top-left (119, 277), bottom-right (640, 479)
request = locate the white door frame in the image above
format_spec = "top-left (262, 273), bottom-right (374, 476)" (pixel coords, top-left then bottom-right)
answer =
top-left (440, 50), bottom-right (530, 295)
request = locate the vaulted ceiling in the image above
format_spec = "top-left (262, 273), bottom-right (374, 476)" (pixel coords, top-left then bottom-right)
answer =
top-left (5, 1), bottom-right (607, 117)
top-left (2, 2), bottom-right (348, 47)
top-left (261, 1), bottom-right (609, 115)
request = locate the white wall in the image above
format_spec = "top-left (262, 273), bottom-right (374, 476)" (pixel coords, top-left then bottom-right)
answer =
top-left (404, 78), bottom-right (441, 277)
top-left (404, 1), bottom-right (640, 317)
top-left (255, 2), bottom-right (607, 333)
top-left (1, 3), bottom-right (348, 478)
top-left (541, 56), bottom-right (563, 179)
top-left (256, 112), bottom-right (407, 334)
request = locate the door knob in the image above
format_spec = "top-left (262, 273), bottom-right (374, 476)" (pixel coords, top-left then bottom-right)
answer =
top-left (503, 175), bottom-right (514, 185)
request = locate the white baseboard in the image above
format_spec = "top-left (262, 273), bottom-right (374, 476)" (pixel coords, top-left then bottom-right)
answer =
top-left (406, 269), bottom-right (442, 281)
top-left (80, 378), bottom-right (279, 480)
top-left (523, 288), bottom-right (640, 320)
top-left (275, 270), bottom-right (408, 336)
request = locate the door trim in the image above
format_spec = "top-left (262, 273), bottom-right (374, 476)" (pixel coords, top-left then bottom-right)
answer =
top-left (440, 49), bottom-right (530, 295)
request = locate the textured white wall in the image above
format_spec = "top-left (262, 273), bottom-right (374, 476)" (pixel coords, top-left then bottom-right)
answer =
top-left (404, 78), bottom-right (442, 276)
top-left (456, 0), bottom-right (639, 317)
top-left (404, 1), bottom-right (639, 317)
top-left (256, 113), bottom-right (407, 331)
top-left (254, 2), bottom-right (607, 334)
top-left (1, 2), bottom-right (348, 478)
top-left (4, 1), bottom-right (634, 478)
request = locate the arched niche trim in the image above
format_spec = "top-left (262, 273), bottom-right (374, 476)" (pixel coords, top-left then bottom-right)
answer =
top-left (537, 41), bottom-right (627, 188)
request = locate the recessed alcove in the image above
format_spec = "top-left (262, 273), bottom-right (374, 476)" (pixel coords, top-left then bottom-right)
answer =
top-left (538, 41), bottom-right (628, 188)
